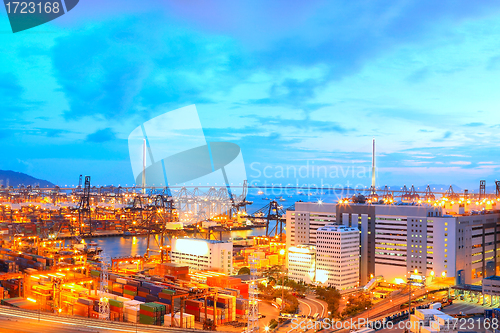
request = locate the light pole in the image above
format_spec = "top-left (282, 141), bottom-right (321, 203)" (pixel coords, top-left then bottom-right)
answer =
top-left (409, 269), bottom-right (418, 316)
top-left (281, 268), bottom-right (287, 313)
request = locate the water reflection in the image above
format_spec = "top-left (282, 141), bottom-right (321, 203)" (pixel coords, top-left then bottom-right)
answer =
top-left (94, 227), bottom-right (267, 258)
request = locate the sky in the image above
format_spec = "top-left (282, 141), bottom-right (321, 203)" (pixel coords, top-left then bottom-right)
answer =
top-left (1, 0), bottom-right (500, 191)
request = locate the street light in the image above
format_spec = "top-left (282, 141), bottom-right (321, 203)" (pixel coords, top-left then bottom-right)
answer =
top-left (265, 326), bottom-right (270, 332)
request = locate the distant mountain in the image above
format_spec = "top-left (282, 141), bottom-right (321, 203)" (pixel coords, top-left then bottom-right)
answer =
top-left (0, 170), bottom-right (54, 188)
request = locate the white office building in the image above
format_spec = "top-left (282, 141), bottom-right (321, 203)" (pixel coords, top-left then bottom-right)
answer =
top-left (287, 244), bottom-right (317, 284)
top-left (316, 225), bottom-right (360, 290)
top-left (287, 200), bottom-right (500, 286)
top-left (170, 238), bottom-right (233, 274)
top-left (286, 202), bottom-right (337, 250)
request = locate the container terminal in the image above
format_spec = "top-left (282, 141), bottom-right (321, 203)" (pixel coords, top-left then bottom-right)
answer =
top-left (1, 178), bottom-right (500, 331)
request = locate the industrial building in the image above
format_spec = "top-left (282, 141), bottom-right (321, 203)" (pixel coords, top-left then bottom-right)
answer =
top-left (170, 238), bottom-right (233, 275)
top-left (286, 201), bottom-right (500, 286)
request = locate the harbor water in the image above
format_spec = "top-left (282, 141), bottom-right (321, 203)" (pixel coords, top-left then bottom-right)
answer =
top-left (95, 188), bottom-right (347, 257)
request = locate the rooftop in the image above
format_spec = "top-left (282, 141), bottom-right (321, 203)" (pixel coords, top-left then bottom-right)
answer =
top-left (484, 275), bottom-right (500, 281)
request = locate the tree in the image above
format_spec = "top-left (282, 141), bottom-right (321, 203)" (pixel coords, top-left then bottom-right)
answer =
top-left (316, 286), bottom-right (341, 318)
top-left (268, 319), bottom-right (279, 329)
top-left (341, 293), bottom-right (372, 318)
top-left (238, 267), bottom-right (250, 275)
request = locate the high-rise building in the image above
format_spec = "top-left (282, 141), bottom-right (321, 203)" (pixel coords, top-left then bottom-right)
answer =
top-left (286, 202), bottom-right (337, 250)
top-left (170, 238), bottom-right (233, 274)
top-left (316, 225), bottom-right (360, 290)
top-left (287, 244), bottom-right (316, 284)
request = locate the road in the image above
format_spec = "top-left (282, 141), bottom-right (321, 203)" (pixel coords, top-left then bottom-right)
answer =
top-left (276, 296), bottom-right (328, 333)
top-left (258, 300), bottom-right (280, 332)
top-left (318, 287), bottom-right (432, 333)
top-left (0, 305), bottom-right (218, 333)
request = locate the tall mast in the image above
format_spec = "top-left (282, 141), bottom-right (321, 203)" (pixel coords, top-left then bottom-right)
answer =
top-left (371, 138), bottom-right (376, 190)
top-left (142, 138), bottom-right (146, 194)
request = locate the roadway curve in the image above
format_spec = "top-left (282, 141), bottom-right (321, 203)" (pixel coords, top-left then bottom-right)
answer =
top-left (0, 305), bottom-right (218, 333)
top-left (277, 296), bottom-right (328, 333)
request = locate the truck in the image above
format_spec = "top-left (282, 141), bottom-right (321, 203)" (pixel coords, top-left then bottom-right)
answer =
top-left (429, 302), bottom-right (442, 310)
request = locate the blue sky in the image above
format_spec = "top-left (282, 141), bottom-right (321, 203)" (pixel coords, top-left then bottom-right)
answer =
top-left (1, 0), bottom-right (500, 190)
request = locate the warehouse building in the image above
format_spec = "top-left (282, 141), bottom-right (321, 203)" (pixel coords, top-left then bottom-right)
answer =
top-left (170, 238), bottom-right (233, 274)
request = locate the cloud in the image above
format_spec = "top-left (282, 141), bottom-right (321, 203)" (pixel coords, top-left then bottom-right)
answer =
top-left (449, 161), bottom-right (471, 165)
top-left (406, 67), bottom-right (431, 83)
top-left (0, 72), bottom-right (33, 120)
top-left (486, 55), bottom-right (500, 70)
top-left (50, 1), bottom-right (500, 123)
top-left (51, 15), bottom-right (250, 122)
top-left (432, 130), bottom-right (452, 142)
top-left (86, 128), bottom-right (116, 143)
top-left (463, 122), bottom-right (485, 127)
top-left (239, 115), bottom-right (353, 134)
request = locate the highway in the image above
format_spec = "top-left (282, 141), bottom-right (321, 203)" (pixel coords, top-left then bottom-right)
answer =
top-left (275, 295), bottom-right (328, 333)
top-left (0, 305), bottom-right (217, 333)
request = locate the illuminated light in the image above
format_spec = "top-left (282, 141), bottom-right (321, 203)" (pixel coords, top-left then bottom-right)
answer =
top-left (58, 308), bottom-right (62, 313)
top-left (394, 278), bottom-right (405, 285)
top-left (27, 298), bottom-right (37, 303)
top-left (441, 271), bottom-right (446, 278)
top-left (279, 249), bottom-right (285, 256)
top-left (430, 271), bottom-right (435, 277)
top-left (316, 270), bottom-right (328, 284)
top-left (476, 202), bottom-right (480, 205)
top-left (414, 269), bottom-right (418, 274)
top-left (174, 239), bottom-right (210, 256)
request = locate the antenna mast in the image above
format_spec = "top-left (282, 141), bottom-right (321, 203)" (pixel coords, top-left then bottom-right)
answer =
top-left (371, 138), bottom-right (376, 191)
top-left (142, 139), bottom-right (146, 194)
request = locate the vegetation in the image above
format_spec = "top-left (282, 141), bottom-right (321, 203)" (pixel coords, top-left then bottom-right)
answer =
top-left (257, 282), bottom-right (299, 314)
top-left (268, 319), bottom-right (279, 329)
top-left (315, 286), bottom-right (341, 318)
top-left (284, 279), bottom-right (307, 294)
top-left (237, 267), bottom-right (250, 275)
top-left (341, 293), bottom-right (372, 318)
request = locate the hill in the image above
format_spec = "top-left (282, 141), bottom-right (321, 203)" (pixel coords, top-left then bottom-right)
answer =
top-left (0, 170), bottom-right (55, 188)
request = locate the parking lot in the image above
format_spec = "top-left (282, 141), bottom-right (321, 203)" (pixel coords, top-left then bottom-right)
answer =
top-left (442, 300), bottom-right (493, 315)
